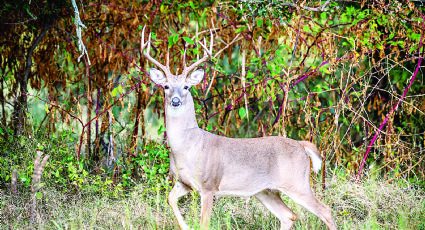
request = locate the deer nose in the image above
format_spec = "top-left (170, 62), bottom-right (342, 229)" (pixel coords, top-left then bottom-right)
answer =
top-left (171, 97), bottom-right (181, 107)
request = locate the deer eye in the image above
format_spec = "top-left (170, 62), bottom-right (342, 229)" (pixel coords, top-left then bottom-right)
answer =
top-left (164, 85), bottom-right (169, 89)
top-left (183, 86), bottom-right (189, 90)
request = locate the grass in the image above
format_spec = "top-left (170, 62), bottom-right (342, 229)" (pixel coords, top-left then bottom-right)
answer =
top-left (2, 172), bottom-right (424, 230)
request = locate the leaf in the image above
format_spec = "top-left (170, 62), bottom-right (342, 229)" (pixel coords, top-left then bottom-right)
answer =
top-left (206, 125), bottom-right (212, 131)
top-left (118, 84), bottom-right (123, 94)
top-left (111, 87), bottom-right (118, 97)
top-left (177, 10), bottom-right (182, 23)
top-left (36, 192), bottom-right (43, 199)
top-left (312, 24), bottom-right (321, 33)
top-left (319, 64), bottom-right (331, 74)
top-left (157, 125), bottom-right (166, 135)
top-left (409, 45), bottom-right (418, 54)
top-left (183, 37), bottom-right (195, 45)
top-left (168, 36), bottom-right (175, 48)
top-left (200, 11), bottom-right (207, 21)
top-left (44, 103), bottom-right (49, 113)
top-left (235, 26), bottom-right (247, 34)
top-left (351, 91), bottom-right (362, 97)
top-left (341, 14), bottom-right (349, 23)
top-left (239, 107), bottom-right (247, 118)
top-left (257, 19), bottom-right (263, 27)
top-left (192, 48), bottom-right (200, 55)
top-left (315, 84), bottom-right (322, 92)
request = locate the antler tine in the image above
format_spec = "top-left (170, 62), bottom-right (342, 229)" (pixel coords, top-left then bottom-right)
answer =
top-left (182, 29), bottom-right (214, 76)
top-left (209, 28), bottom-right (213, 54)
top-left (213, 33), bottom-right (241, 59)
top-left (166, 47), bottom-right (170, 69)
top-left (140, 25), bottom-right (171, 76)
top-left (203, 37), bottom-right (208, 56)
top-left (183, 43), bottom-right (187, 69)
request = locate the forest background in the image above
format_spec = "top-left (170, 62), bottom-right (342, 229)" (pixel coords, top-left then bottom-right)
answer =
top-left (1, 0), bottom-right (425, 229)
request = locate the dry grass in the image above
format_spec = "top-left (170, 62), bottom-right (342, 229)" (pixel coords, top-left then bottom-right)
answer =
top-left (1, 174), bottom-right (424, 230)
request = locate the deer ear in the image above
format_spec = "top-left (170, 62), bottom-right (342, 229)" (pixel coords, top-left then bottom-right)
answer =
top-left (149, 68), bottom-right (166, 85)
top-left (187, 69), bottom-right (204, 86)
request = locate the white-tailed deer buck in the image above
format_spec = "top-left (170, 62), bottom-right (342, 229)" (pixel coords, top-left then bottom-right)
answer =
top-left (140, 26), bottom-right (336, 230)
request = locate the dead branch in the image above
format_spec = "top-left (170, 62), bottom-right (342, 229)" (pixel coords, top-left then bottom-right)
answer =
top-left (11, 169), bottom-right (17, 195)
top-left (30, 151), bottom-right (50, 223)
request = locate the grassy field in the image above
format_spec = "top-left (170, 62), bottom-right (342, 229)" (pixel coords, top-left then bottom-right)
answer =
top-left (2, 172), bottom-right (424, 230)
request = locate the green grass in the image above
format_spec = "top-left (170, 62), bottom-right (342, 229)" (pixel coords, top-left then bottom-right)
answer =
top-left (2, 174), bottom-right (424, 230)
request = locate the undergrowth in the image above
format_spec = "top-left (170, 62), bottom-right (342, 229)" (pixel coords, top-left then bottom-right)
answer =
top-left (1, 131), bottom-right (424, 229)
top-left (2, 173), bottom-right (424, 229)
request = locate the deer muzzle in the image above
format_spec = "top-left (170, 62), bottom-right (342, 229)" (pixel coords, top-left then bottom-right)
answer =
top-left (171, 97), bottom-right (182, 107)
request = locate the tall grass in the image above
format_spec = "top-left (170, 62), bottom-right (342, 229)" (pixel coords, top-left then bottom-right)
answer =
top-left (2, 173), bottom-right (424, 229)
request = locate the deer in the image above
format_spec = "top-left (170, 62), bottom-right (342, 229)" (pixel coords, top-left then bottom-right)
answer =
top-left (140, 26), bottom-right (337, 230)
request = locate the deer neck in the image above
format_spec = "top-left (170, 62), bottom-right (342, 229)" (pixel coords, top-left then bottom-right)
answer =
top-left (165, 92), bottom-right (200, 149)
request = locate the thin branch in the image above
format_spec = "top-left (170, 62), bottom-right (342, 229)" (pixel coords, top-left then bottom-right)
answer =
top-left (24, 23), bottom-right (54, 86)
top-left (357, 11), bottom-right (425, 180)
top-left (387, 149), bottom-right (425, 183)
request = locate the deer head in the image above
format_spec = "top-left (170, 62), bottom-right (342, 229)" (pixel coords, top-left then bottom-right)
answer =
top-left (140, 26), bottom-right (214, 115)
top-left (149, 68), bottom-right (204, 114)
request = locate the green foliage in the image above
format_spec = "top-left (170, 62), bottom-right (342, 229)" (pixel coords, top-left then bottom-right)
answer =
top-left (238, 0), bottom-right (292, 21)
top-left (134, 142), bottom-right (170, 187)
top-left (0, 129), bottom-right (171, 197)
top-left (0, 133), bottom-right (119, 197)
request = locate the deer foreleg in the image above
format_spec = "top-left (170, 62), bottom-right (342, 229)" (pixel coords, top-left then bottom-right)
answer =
top-left (168, 181), bottom-right (191, 230)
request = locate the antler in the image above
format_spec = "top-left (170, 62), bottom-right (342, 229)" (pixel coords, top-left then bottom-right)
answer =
top-left (141, 26), bottom-right (242, 77)
top-left (140, 25), bottom-right (172, 76)
top-left (181, 29), bottom-right (214, 76)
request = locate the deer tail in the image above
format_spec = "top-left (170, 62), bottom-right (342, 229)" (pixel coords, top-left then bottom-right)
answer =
top-left (300, 141), bottom-right (322, 173)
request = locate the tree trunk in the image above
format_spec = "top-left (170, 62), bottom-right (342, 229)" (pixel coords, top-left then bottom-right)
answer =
top-left (12, 20), bottom-right (54, 135)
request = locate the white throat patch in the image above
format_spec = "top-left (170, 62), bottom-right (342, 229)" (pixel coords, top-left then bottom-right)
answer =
top-left (166, 104), bottom-right (186, 116)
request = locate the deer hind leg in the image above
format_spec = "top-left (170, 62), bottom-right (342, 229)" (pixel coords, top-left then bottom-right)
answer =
top-left (200, 191), bottom-right (214, 230)
top-left (255, 190), bottom-right (297, 230)
top-left (168, 181), bottom-right (192, 230)
top-left (282, 188), bottom-right (337, 230)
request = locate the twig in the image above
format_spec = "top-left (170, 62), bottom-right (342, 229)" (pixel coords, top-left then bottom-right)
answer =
top-left (357, 10), bottom-right (425, 181)
top-left (242, 47), bottom-right (249, 121)
top-left (71, 0), bottom-right (90, 64)
top-left (387, 149), bottom-right (425, 183)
